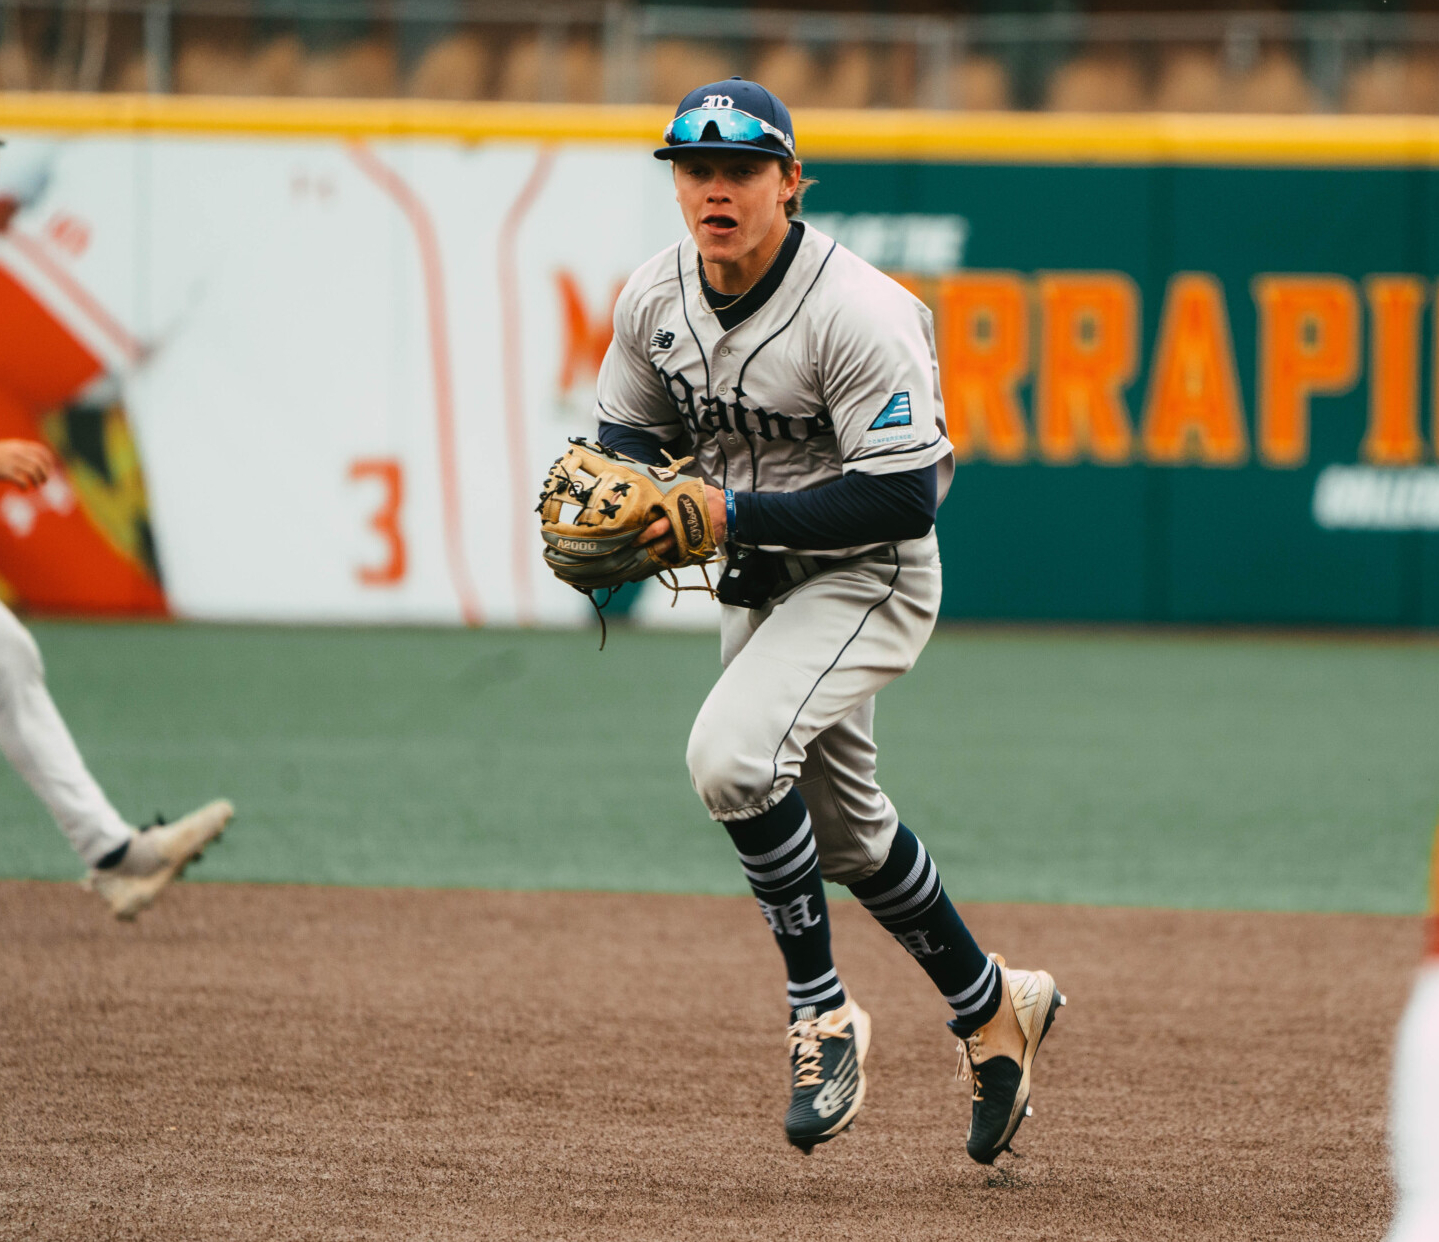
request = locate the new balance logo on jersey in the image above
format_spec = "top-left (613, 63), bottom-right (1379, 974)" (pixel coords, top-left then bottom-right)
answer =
top-left (651, 329), bottom-right (675, 350)
top-left (870, 391), bottom-right (912, 430)
top-left (758, 894), bottom-right (823, 936)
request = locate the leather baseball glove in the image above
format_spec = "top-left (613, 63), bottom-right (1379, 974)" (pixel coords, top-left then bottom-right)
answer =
top-left (537, 438), bottom-right (720, 638)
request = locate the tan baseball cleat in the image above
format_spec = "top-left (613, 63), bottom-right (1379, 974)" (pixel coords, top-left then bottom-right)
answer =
top-left (85, 799), bottom-right (235, 921)
top-left (955, 954), bottom-right (1065, 1164)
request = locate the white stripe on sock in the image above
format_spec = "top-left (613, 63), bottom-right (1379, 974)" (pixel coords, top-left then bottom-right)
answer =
top-left (788, 979), bottom-right (844, 1007)
top-left (946, 961), bottom-right (998, 1017)
top-left (865, 858), bottom-right (939, 921)
top-left (787, 968), bottom-right (838, 994)
top-left (743, 837), bottom-right (818, 887)
top-left (857, 840), bottom-right (929, 909)
top-left (735, 815), bottom-right (812, 867)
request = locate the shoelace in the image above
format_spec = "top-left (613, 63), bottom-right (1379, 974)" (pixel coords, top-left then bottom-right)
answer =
top-left (955, 1031), bottom-right (985, 1101)
top-left (787, 1018), bottom-right (851, 1091)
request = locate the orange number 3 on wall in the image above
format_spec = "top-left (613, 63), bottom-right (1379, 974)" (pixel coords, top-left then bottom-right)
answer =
top-left (349, 458), bottom-right (407, 586)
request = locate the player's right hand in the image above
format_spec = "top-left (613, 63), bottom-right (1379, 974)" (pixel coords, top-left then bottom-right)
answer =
top-left (0, 440), bottom-right (57, 489)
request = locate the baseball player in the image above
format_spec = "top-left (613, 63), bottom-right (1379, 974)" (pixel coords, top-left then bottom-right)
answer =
top-left (592, 78), bottom-right (1065, 1158)
top-left (0, 438), bottom-right (232, 919)
top-left (1386, 819), bottom-right (1439, 1242)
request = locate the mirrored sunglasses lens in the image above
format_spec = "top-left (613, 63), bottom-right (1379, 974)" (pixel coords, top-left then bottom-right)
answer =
top-left (667, 108), bottom-right (768, 146)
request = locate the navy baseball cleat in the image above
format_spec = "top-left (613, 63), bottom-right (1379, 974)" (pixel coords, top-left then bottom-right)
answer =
top-left (952, 955), bottom-right (1065, 1164)
top-left (784, 997), bottom-right (871, 1153)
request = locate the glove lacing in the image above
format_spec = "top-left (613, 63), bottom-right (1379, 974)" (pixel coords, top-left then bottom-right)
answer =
top-left (538, 442), bottom-right (718, 649)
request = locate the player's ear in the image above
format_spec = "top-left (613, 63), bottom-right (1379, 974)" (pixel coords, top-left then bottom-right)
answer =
top-left (779, 158), bottom-right (801, 202)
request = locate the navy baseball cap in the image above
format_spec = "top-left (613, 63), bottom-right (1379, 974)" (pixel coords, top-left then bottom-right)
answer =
top-left (654, 76), bottom-right (796, 162)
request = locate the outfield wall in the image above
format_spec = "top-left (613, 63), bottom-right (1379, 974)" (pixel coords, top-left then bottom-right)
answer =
top-left (1, 96), bottom-right (1437, 625)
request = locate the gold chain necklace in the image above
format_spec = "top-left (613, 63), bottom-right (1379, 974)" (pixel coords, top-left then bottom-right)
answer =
top-left (696, 228), bottom-right (788, 316)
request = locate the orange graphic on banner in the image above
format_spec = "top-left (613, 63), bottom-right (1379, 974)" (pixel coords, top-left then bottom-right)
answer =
top-left (1142, 273), bottom-right (1247, 465)
top-left (1254, 275), bottom-right (1360, 467)
top-left (938, 273), bottom-right (1030, 462)
top-left (1364, 276), bottom-right (1425, 466)
top-left (1035, 273), bottom-right (1138, 464)
top-left (349, 458), bottom-right (406, 586)
top-left (555, 271), bottom-right (622, 397)
top-left (0, 267), bottom-right (165, 615)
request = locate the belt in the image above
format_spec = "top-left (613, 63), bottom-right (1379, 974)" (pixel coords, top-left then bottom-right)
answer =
top-left (756, 545), bottom-right (899, 588)
top-left (718, 544), bottom-right (898, 610)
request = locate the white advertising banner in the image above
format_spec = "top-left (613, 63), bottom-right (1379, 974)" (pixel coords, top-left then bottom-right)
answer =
top-left (0, 132), bottom-right (704, 624)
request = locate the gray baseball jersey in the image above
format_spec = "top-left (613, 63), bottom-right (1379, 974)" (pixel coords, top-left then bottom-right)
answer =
top-left (595, 224), bottom-right (954, 557)
top-left (596, 223), bottom-right (950, 878)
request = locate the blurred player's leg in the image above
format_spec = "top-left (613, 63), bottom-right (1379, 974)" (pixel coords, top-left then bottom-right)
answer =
top-left (1387, 832), bottom-right (1439, 1242)
top-left (0, 601), bottom-right (234, 918)
top-left (1389, 966), bottom-right (1439, 1242)
top-left (0, 601), bottom-right (130, 864)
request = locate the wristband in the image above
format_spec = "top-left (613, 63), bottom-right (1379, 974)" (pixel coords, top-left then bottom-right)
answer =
top-left (724, 488), bottom-right (737, 535)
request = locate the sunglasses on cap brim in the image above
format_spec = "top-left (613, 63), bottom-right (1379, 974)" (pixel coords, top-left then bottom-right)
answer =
top-left (663, 107), bottom-right (795, 158)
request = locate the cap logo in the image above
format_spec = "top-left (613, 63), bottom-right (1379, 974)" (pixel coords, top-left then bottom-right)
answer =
top-left (702, 94), bottom-right (734, 108)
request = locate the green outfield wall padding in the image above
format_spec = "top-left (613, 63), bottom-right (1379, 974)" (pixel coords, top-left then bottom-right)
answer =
top-left (805, 160), bottom-right (1439, 626)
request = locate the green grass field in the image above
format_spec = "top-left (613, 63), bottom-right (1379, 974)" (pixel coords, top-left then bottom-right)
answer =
top-left (0, 620), bottom-right (1433, 914)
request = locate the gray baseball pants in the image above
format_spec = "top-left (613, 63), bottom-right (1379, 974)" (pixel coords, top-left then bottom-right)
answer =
top-left (685, 530), bottom-right (942, 884)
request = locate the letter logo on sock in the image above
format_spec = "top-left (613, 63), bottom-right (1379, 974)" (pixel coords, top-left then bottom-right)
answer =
top-left (894, 929), bottom-right (949, 959)
top-left (758, 894), bottom-right (823, 936)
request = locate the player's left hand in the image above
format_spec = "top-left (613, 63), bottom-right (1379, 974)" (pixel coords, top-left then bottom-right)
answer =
top-left (637, 484), bottom-right (727, 558)
top-left (0, 439), bottom-right (56, 489)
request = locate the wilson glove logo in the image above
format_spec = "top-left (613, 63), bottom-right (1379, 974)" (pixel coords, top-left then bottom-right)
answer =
top-left (676, 493), bottom-right (706, 549)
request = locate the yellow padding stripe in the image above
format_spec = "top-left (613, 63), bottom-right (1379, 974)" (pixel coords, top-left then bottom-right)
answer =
top-left (0, 94), bottom-right (673, 143)
top-left (6, 93), bottom-right (1439, 165)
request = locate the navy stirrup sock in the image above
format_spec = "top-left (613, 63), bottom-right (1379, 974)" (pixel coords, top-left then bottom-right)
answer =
top-left (847, 823), bottom-right (1000, 1035)
top-left (725, 788), bottom-right (846, 1019)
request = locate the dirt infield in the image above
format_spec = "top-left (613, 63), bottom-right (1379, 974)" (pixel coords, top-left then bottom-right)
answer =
top-left (0, 881), bottom-right (1415, 1241)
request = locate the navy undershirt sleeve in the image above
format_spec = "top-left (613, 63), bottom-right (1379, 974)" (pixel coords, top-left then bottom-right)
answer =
top-left (732, 464), bottom-right (938, 551)
top-left (598, 424), bottom-right (938, 550)
top-left (596, 421), bottom-right (668, 466)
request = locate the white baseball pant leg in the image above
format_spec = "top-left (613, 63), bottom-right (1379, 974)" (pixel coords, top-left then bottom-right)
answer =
top-left (1387, 962), bottom-right (1439, 1242)
top-left (686, 531), bottom-right (942, 884)
top-left (0, 602), bottom-right (130, 865)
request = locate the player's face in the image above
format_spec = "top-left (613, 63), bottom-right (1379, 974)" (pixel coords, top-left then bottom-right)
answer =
top-left (672, 152), bottom-right (798, 267)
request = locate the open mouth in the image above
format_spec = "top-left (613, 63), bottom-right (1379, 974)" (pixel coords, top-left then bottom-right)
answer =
top-left (701, 213), bottom-right (738, 233)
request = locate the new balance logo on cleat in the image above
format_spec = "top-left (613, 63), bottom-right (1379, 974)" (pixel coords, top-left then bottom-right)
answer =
top-left (812, 1050), bottom-right (860, 1118)
top-left (783, 998), bottom-right (872, 1153)
top-left (651, 329), bottom-right (675, 350)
